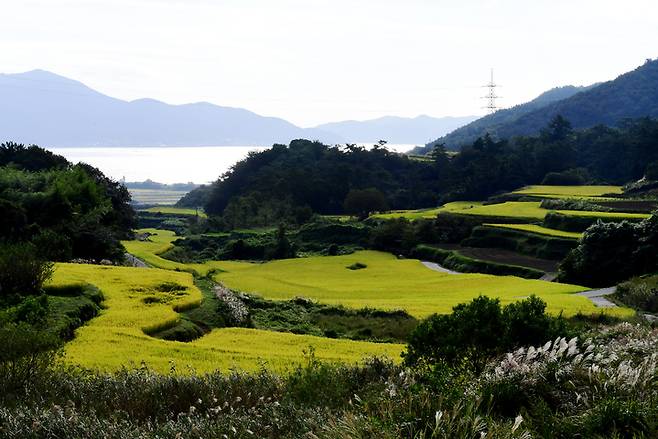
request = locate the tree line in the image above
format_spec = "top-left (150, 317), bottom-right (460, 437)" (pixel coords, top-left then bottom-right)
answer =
top-left (183, 116), bottom-right (658, 223)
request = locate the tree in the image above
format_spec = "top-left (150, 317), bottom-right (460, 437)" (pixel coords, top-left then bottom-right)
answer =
top-left (404, 295), bottom-right (565, 373)
top-left (343, 188), bottom-right (388, 219)
top-left (0, 243), bottom-right (54, 305)
top-left (540, 115), bottom-right (573, 143)
top-left (270, 224), bottom-right (295, 259)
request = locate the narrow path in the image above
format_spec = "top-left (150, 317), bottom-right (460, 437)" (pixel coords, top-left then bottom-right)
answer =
top-left (576, 287), bottom-right (617, 308)
top-left (421, 261), bottom-right (460, 274)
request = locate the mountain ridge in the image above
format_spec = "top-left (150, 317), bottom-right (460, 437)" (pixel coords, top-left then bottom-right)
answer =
top-left (0, 70), bottom-right (475, 147)
top-left (419, 58), bottom-right (658, 153)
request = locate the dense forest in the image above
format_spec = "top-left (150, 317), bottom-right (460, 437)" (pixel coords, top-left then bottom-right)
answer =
top-left (0, 142), bottom-right (135, 261)
top-left (182, 116), bottom-right (658, 225)
top-left (422, 57), bottom-right (658, 151)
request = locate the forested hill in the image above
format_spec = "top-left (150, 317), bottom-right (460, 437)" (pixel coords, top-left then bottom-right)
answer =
top-left (420, 58), bottom-right (658, 152)
top-left (414, 85), bottom-right (591, 153)
top-left (185, 117), bottom-right (658, 225)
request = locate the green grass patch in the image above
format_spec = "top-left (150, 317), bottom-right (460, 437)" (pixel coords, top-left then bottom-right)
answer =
top-left (484, 223), bottom-right (583, 239)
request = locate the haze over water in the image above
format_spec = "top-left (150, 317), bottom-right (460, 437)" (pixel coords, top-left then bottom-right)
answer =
top-left (49, 144), bottom-right (416, 184)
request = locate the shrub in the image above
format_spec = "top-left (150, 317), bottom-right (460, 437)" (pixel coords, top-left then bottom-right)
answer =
top-left (404, 295), bottom-right (567, 373)
top-left (540, 198), bottom-right (611, 212)
top-left (541, 167), bottom-right (589, 185)
top-left (558, 217), bottom-right (657, 287)
top-left (0, 322), bottom-right (61, 398)
top-left (344, 188), bottom-right (388, 219)
top-left (615, 277), bottom-right (658, 312)
top-left (0, 242), bottom-right (54, 305)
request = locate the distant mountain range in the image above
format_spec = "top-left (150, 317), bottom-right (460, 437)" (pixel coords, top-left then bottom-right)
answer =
top-left (0, 70), bottom-right (475, 147)
top-left (417, 58), bottom-right (658, 153)
top-left (313, 115), bottom-right (478, 145)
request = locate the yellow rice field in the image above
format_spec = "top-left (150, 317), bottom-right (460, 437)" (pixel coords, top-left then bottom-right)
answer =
top-left (51, 263), bottom-right (403, 373)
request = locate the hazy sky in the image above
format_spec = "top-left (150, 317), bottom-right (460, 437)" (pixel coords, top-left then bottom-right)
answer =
top-left (1, 0), bottom-right (657, 126)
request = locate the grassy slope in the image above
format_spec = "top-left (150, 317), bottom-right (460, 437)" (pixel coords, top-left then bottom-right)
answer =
top-left (483, 223), bottom-right (583, 239)
top-left (51, 263), bottom-right (402, 374)
top-left (212, 251), bottom-right (631, 318)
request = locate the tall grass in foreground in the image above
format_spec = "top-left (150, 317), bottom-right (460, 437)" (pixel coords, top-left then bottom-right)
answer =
top-left (1, 322), bottom-right (657, 438)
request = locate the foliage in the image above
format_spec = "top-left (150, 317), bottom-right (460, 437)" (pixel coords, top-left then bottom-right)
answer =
top-left (463, 225), bottom-right (579, 260)
top-left (0, 321), bottom-right (62, 397)
top-left (479, 322), bottom-right (658, 436)
top-left (175, 183), bottom-right (213, 208)
top-left (540, 197), bottom-right (611, 212)
top-left (0, 242), bottom-right (54, 305)
top-left (203, 139), bottom-right (444, 217)
top-left (0, 141), bottom-right (68, 171)
top-left (541, 167), bottom-right (590, 185)
top-left (183, 116), bottom-right (658, 221)
top-left (0, 143), bottom-right (135, 261)
top-left (559, 212), bottom-right (658, 287)
top-left (404, 295), bottom-right (568, 372)
top-left (615, 276), bottom-right (658, 313)
top-left (1, 322), bottom-right (657, 438)
top-left (343, 187), bottom-right (388, 219)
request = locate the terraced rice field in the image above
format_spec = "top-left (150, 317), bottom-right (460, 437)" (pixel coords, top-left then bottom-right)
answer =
top-left (483, 224), bottom-right (584, 239)
top-left (369, 201), bottom-right (483, 220)
top-left (451, 201), bottom-right (649, 221)
top-left (212, 251), bottom-right (632, 318)
top-left (128, 189), bottom-right (190, 205)
top-left (511, 185), bottom-right (623, 199)
top-left (123, 230), bottom-right (631, 319)
top-left (51, 263), bottom-right (403, 373)
top-left (123, 229), bottom-right (245, 275)
top-left (140, 206), bottom-right (207, 218)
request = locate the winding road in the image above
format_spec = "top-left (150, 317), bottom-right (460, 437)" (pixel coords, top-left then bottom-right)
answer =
top-left (420, 260), bottom-right (618, 308)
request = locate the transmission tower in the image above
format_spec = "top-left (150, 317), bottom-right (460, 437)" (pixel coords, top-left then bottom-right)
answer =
top-left (482, 68), bottom-right (501, 113)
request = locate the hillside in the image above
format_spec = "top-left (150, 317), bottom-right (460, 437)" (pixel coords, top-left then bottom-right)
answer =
top-left (420, 58), bottom-right (658, 152)
top-left (314, 114), bottom-right (477, 144)
top-left (0, 70), bottom-right (340, 146)
top-left (415, 85), bottom-right (591, 153)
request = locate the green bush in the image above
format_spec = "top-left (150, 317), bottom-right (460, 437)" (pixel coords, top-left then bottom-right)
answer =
top-left (404, 295), bottom-right (568, 372)
top-left (559, 215), bottom-right (658, 287)
top-left (0, 242), bottom-right (54, 305)
top-left (541, 167), bottom-right (589, 185)
top-left (0, 322), bottom-right (61, 398)
top-left (615, 276), bottom-right (658, 312)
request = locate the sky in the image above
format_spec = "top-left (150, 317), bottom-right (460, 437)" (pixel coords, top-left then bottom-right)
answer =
top-left (1, 0), bottom-right (657, 127)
